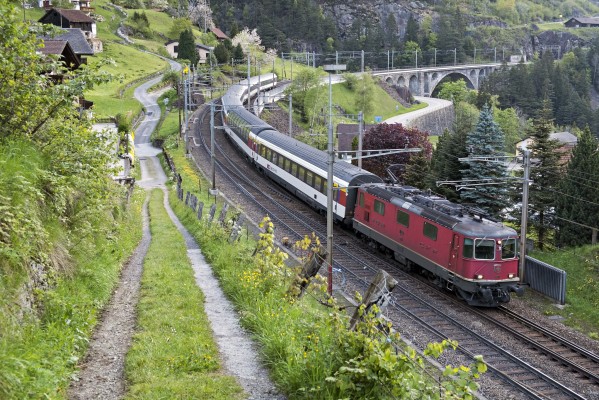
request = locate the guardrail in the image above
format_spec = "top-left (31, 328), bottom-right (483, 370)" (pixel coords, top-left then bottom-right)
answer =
top-left (524, 255), bottom-right (567, 305)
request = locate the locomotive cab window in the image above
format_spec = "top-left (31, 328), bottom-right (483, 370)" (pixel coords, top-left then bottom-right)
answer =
top-left (463, 238), bottom-right (474, 258)
top-left (423, 222), bottom-right (437, 240)
top-left (374, 199), bottom-right (385, 215)
top-left (475, 239), bottom-right (495, 260)
top-left (396, 209), bottom-right (409, 227)
top-left (502, 238), bottom-right (517, 259)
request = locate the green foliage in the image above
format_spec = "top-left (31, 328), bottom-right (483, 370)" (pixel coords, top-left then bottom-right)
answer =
top-left (127, 11), bottom-right (152, 38)
top-left (460, 105), bottom-right (510, 218)
top-left (168, 17), bottom-right (192, 40)
top-left (526, 102), bottom-right (563, 250)
top-left (354, 73), bottom-right (375, 117)
top-left (555, 128), bottom-right (599, 247)
top-left (164, 142), bottom-right (486, 399)
top-left (177, 29), bottom-right (198, 66)
top-left (0, 2), bottom-right (144, 396)
top-left (438, 79), bottom-right (470, 104)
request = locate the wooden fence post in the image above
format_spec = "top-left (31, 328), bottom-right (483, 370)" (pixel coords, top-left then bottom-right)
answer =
top-left (349, 270), bottom-right (397, 331)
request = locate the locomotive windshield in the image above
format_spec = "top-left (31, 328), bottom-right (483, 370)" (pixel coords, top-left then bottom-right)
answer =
top-left (501, 238), bottom-right (518, 259)
top-left (463, 238), bottom-right (495, 260)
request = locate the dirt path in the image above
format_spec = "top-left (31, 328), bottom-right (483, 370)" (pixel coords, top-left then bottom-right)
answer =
top-left (69, 66), bottom-right (282, 399)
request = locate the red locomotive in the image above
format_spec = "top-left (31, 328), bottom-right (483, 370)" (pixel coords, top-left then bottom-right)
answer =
top-left (353, 184), bottom-right (524, 306)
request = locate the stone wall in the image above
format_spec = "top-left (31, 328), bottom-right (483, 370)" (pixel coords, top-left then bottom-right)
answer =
top-left (407, 103), bottom-right (454, 136)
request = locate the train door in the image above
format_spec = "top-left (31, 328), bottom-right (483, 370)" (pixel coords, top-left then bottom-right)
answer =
top-left (448, 234), bottom-right (460, 273)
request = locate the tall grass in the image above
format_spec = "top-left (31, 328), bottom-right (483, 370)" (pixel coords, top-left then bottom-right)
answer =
top-left (0, 140), bottom-right (144, 399)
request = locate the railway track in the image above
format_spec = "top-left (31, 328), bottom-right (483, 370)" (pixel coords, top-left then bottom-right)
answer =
top-left (186, 102), bottom-right (599, 399)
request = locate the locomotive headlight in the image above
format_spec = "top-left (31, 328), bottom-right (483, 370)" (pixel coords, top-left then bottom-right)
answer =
top-left (497, 240), bottom-right (502, 245)
top-left (475, 274), bottom-right (484, 280)
top-left (508, 273), bottom-right (515, 278)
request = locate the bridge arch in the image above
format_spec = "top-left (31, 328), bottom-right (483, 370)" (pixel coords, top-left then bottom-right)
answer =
top-left (430, 72), bottom-right (475, 97)
top-left (409, 75), bottom-right (419, 94)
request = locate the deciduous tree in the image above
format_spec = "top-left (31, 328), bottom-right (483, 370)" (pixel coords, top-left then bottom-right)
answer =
top-left (361, 123), bottom-right (432, 182)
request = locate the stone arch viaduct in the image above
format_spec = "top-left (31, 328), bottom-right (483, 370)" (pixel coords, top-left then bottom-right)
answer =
top-left (372, 63), bottom-right (507, 97)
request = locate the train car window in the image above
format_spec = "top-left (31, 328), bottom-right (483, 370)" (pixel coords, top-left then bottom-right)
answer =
top-left (291, 162), bottom-right (298, 177)
top-left (260, 145), bottom-right (266, 157)
top-left (265, 148), bottom-right (272, 162)
top-left (501, 238), bottom-right (517, 259)
top-left (279, 156), bottom-right (285, 168)
top-left (474, 239), bottom-right (495, 260)
top-left (396, 209), bottom-right (409, 227)
top-left (323, 180), bottom-right (327, 194)
top-left (306, 170), bottom-right (314, 187)
top-left (272, 152), bottom-right (278, 165)
top-left (423, 222), bottom-right (437, 240)
top-left (463, 238), bottom-right (474, 258)
top-left (314, 175), bottom-right (323, 192)
top-left (298, 166), bottom-right (305, 181)
top-left (374, 199), bottom-right (385, 215)
top-left (359, 192), bottom-right (364, 207)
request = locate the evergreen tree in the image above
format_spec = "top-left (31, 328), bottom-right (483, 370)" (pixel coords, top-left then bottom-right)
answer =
top-left (233, 43), bottom-right (244, 61)
top-left (404, 14), bottom-right (419, 45)
top-left (178, 29), bottom-right (198, 66)
top-left (527, 101), bottom-right (563, 250)
top-left (460, 105), bottom-right (510, 218)
top-left (213, 42), bottom-right (230, 64)
top-left (404, 151), bottom-right (431, 188)
top-left (384, 14), bottom-right (399, 49)
top-left (555, 128), bottom-right (599, 247)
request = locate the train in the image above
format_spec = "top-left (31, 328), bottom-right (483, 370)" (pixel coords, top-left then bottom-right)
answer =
top-left (219, 73), bottom-right (524, 307)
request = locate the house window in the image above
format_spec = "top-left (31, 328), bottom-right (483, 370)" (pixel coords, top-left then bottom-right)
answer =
top-left (374, 199), bottom-right (385, 215)
top-left (396, 209), bottom-right (409, 227)
top-left (423, 222), bottom-right (437, 241)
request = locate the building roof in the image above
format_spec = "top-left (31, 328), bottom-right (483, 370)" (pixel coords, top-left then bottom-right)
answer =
top-left (40, 8), bottom-right (94, 23)
top-left (39, 39), bottom-right (69, 55)
top-left (210, 27), bottom-right (228, 40)
top-left (336, 123), bottom-right (375, 152)
top-left (550, 131), bottom-right (578, 144)
top-left (196, 43), bottom-right (213, 51)
top-left (565, 17), bottom-right (599, 25)
top-left (165, 39), bottom-right (178, 45)
top-left (41, 28), bottom-right (93, 55)
top-left (38, 39), bottom-right (80, 69)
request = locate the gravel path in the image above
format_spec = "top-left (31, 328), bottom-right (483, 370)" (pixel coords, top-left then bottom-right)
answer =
top-left (69, 67), bottom-right (283, 399)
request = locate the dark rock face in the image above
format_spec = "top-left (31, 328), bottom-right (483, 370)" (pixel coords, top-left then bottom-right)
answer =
top-left (319, 0), bottom-right (429, 41)
top-left (532, 30), bottom-right (588, 59)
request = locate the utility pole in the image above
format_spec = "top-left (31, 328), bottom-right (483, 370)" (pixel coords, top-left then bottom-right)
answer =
top-left (519, 148), bottom-right (531, 282)
top-left (288, 92), bottom-right (293, 136)
top-left (358, 111), bottom-right (363, 169)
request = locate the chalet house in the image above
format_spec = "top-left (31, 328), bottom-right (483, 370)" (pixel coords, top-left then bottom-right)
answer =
top-left (564, 17), bottom-right (599, 28)
top-left (210, 27), bottom-right (228, 42)
top-left (40, 28), bottom-right (94, 65)
top-left (516, 131), bottom-right (578, 165)
top-left (38, 40), bottom-right (81, 75)
top-left (39, 8), bottom-right (96, 38)
top-left (164, 40), bottom-right (213, 64)
top-left (39, 0), bottom-right (94, 13)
